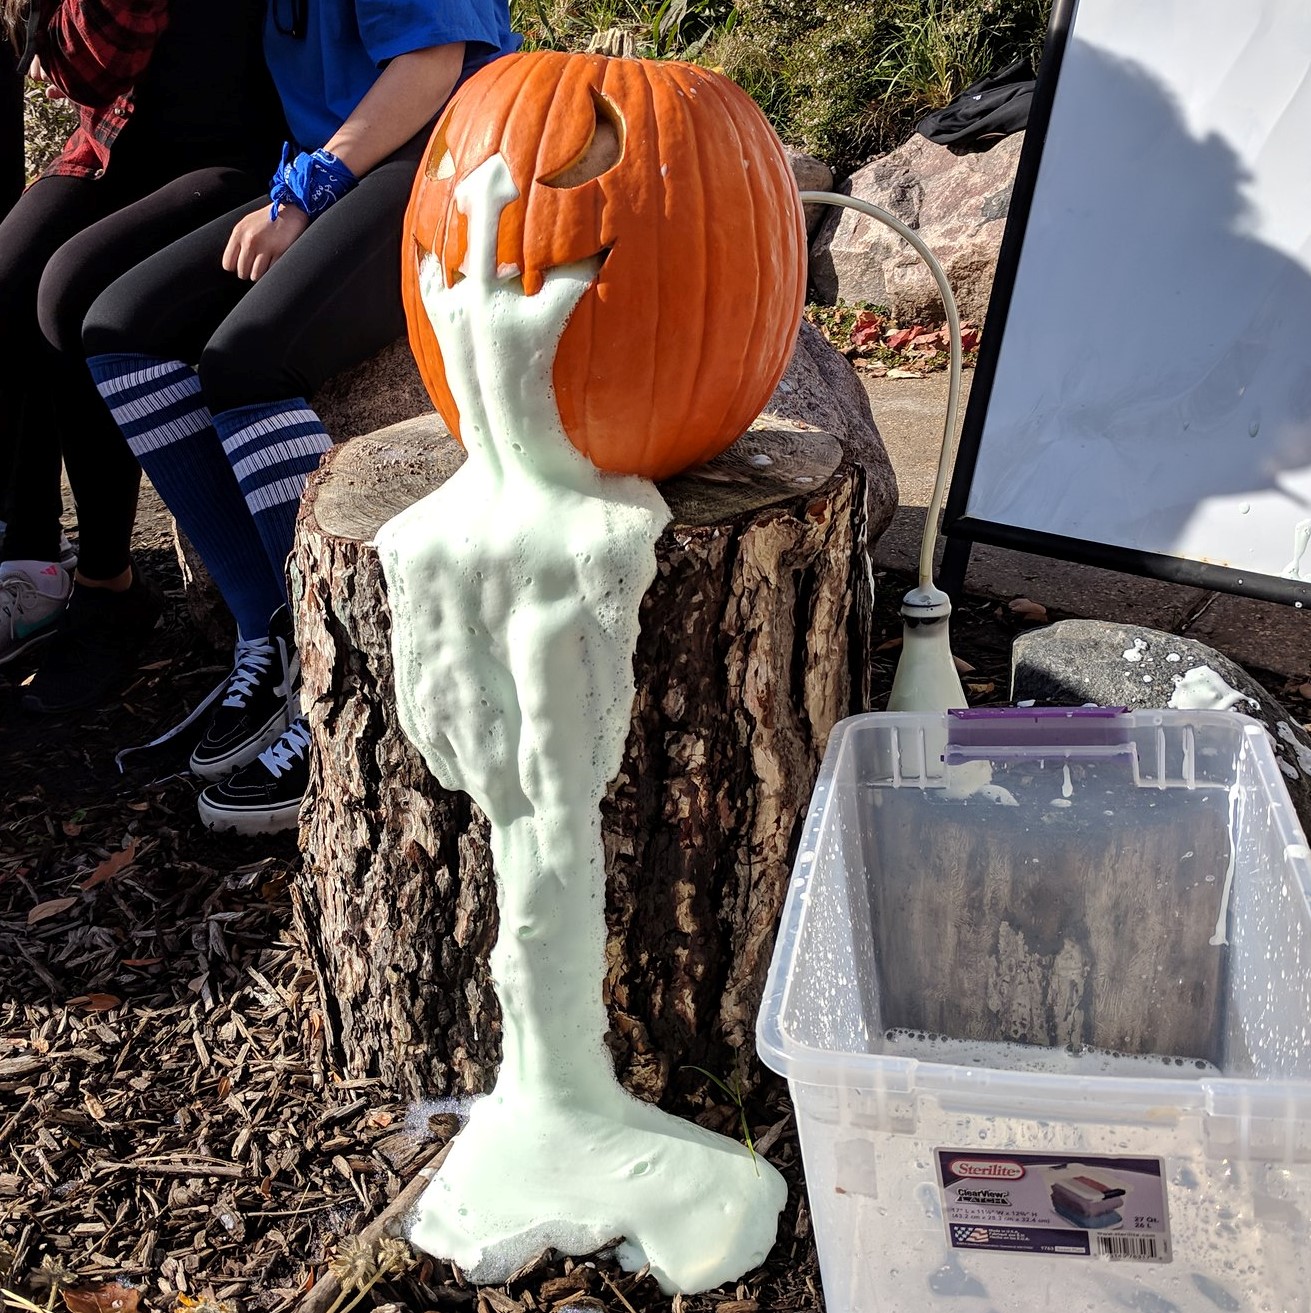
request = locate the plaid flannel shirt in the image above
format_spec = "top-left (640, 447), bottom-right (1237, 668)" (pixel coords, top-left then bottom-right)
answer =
top-left (30, 0), bottom-right (170, 178)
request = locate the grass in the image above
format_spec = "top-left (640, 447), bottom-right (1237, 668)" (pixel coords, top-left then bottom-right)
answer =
top-left (510, 0), bottom-right (1052, 173)
top-left (23, 0), bottom-right (1052, 184)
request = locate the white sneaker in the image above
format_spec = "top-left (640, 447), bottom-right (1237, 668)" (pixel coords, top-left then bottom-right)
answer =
top-left (0, 560), bottom-right (73, 667)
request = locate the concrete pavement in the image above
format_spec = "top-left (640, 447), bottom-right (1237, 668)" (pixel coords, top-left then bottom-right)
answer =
top-left (863, 370), bottom-right (1309, 681)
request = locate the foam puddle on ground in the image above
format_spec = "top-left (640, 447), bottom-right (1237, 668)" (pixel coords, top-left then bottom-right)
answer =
top-left (375, 154), bottom-right (785, 1294)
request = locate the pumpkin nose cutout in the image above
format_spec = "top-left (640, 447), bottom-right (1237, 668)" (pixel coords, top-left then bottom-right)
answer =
top-left (540, 92), bottom-right (624, 189)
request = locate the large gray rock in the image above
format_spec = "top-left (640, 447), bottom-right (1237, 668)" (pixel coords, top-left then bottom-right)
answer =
top-left (1012, 619), bottom-right (1311, 833)
top-left (784, 146), bottom-right (835, 238)
top-left (181, 322), bottom-right (899, 644)
top-left (810, 133), bottom-right (1023, 323)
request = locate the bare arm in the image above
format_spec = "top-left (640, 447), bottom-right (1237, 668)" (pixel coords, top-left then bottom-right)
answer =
top-left (224, 42), bottom-right (467, 281)
top-left (322, 42), bottom-right (466, 177)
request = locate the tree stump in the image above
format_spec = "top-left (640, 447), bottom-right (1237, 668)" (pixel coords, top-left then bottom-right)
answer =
top-left (288, 412), bottom-right (889, 1104)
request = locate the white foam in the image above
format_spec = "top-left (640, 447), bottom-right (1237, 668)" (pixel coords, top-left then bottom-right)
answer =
top-left (1276, 722), bottom-right (1311, 776)
top-left (1209, 781), bottom-right (1242, 947)
top-left (1167, 665), bottom-right (1258, 713)
top-left (378, 154), bottom-right (784, 1294)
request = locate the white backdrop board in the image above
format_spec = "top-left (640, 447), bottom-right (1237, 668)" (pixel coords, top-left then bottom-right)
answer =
top-left (944, 0), bottom-right (1311, 606)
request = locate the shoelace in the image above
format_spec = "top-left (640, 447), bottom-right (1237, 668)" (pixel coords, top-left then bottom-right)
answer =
top-left (114, 630), bottom-right (300, 772)
top-left (0, 576), bottom-right (39, 627)
top-left (258, 717), bottom-right (312, 778)
top-left (222, 636), bottom-right (275, 707)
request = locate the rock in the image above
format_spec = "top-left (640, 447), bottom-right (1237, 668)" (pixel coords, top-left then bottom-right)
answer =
top-left (177, 323), bottom-right (897, 645)
top-left (784, 146), bottom-right (835, 238)
top-left (172, 523), bottom-right (234, 653)
top-left (1012, 619), bottom-right (1311, 833)
top-left (767, 319), bottom-right (898, 521)
top-left (312, 338), bottom-right (429, 440)
top-left (316, 319), bottom-right (897, 516)
top-left (810, 132), bottom-right (1023, 323)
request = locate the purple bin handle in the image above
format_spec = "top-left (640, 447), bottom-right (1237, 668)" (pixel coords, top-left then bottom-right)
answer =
top-left (945, 706), bottom-right (1132, 762)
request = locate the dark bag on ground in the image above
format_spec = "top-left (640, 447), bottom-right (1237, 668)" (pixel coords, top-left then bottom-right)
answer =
top-left (916, 58), bottom-right (1034, 154)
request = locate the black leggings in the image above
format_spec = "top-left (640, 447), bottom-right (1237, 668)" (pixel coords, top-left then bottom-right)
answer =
top-left (1, 62), bottom-right (21, 219)
top-left (0, 151), bottom-right (266, 573)
top-left (0, 61), bottom-right (25, 532)
top-left (84, 137), bottom-right (423, 414)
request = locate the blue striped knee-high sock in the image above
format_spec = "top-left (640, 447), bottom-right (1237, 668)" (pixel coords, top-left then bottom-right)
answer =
top-left (211, 400), bottom-right (332, 585)
top-left (88, 354), bottom-right (286, 639)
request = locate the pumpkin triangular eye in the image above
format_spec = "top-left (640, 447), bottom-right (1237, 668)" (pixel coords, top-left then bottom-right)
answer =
top-left (425, 127), bottom-right (454, 180)
top-left (540, 90), bottom-right (624, 189)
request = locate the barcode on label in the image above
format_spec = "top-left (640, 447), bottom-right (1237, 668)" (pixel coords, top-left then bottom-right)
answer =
top-left (1096, 1233), bottom-right (1161, 1261)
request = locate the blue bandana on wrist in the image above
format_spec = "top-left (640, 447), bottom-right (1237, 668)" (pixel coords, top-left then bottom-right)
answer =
top-left (269, 142), bottom-right (358, 221)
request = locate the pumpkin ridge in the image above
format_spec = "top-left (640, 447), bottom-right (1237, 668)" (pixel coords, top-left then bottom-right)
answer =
top-left (707, 72), bottom-right (803, 466)
top-left (508, 53), bottom-right (584, 290)
top-left (677, 70), bottom-right (761, 467)
top-left (658, 65), bottom-right (710, 478)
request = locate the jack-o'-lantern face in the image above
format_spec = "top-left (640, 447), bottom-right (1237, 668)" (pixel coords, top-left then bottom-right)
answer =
top-left (404, 51), bottom-right (807, 482)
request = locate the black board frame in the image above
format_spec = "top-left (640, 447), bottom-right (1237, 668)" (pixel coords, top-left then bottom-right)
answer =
top-left (940, 0), bottom-right (1311, 609)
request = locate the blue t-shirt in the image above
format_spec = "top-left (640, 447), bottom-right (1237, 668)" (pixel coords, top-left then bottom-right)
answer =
top-left (267, 0), bottom-right (520, 150)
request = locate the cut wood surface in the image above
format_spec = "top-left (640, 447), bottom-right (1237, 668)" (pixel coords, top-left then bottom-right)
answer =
top-left (289, 412), bottom-right (887, 1102)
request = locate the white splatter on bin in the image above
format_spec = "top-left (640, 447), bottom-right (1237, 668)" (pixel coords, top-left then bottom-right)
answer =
top-left (758, 709), bottom-right (1311, 1313)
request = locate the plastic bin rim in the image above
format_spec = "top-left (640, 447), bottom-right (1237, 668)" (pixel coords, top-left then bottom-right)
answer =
top-left (756, 1021), bottom-right (1311, 1115)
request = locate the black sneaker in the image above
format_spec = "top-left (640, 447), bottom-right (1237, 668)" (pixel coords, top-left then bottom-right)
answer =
top-left (197, 715), bottom-right (310, 836)
top-left (190, 605), bottom-right (299, 781)
top-left (23, 571), bottom-right (164, 714)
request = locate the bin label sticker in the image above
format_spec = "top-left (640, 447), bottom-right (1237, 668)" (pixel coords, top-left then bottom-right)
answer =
top-left (935, 1150), bottom-right (1171, 1262)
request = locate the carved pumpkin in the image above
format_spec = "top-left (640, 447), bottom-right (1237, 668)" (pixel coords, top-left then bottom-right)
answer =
top-left (403, 51), bottom-right (807, 482)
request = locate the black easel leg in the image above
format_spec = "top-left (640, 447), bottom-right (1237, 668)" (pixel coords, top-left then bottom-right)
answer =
top-left (940, 535), bottom-right (973, 601)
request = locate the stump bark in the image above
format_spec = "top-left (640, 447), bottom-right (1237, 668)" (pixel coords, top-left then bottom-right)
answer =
top-left (289, 413), bottom-right (888, 1103)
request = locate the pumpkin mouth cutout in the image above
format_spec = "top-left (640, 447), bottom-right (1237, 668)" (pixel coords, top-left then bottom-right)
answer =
top-left (539, 90), bottom-right (625, 190)
top-left (416, 238), bottom-right (612, 292)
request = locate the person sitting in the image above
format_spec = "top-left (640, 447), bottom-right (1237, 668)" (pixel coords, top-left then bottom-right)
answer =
top-left (24, 0), bottom-right (518, 837)
top-left (0, 0), bottom-right (284, 669)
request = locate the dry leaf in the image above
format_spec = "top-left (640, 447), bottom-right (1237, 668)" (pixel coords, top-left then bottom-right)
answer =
top-left (81, 838), bottom-right (139, 891)
top-left (80, 994), bottom-right (123, 1013)
top-left (28, 896), bottom-right (77, 925)
top-left (952, 656), bottom-right (976, 674)
top-left (874, 636), bottom-right (904, 652)
top-left (121, 957), bottom-right (163, 968)
top-left (1008, 597), bottom-right (1049, 623)
top-left (62, 820), bottom-right (83, 837)
top-left (886, 367), bottom-right (923, 379)
top-left (1299, 683), bottom-right (1311, 700)
top-left (63, 1284), bottom-right (140, 1313)
top-left (885, 325), bottom-right (924, 352)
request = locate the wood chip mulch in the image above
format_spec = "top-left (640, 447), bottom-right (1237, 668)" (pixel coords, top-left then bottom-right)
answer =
top-left (4, 538), bottom-right (1302, 1313)
top-left (0, 545), bottom-right (823, 1313)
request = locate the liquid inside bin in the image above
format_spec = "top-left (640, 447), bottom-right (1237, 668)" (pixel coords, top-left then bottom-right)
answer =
top-left (760, 711), bottom-right (1311, 1313)
top-left (866, 759), bottom-right (1232, 1068)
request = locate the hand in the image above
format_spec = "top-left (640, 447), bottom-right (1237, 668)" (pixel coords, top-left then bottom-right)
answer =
top-left (28, 57), bottom-right (65, 100)
top-left (222, 205), bottom-right (310, 281)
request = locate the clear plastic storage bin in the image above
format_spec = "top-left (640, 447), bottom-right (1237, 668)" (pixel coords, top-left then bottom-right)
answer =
top-left (757, 708), bottom-right (1311, 1313)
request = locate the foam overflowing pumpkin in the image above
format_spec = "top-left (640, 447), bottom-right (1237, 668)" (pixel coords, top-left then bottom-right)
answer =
top-left (403, 51), bottom-right (807, 482)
